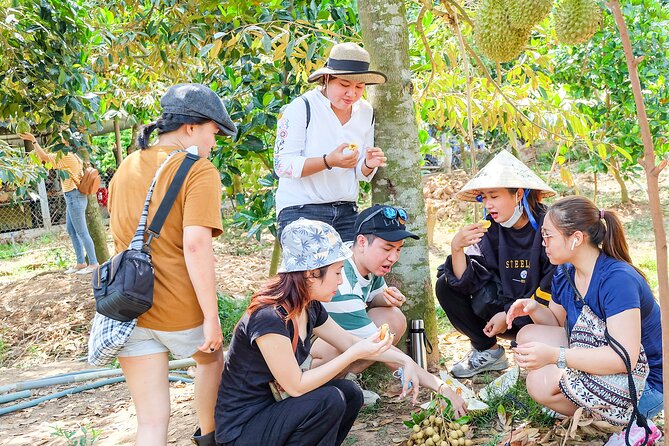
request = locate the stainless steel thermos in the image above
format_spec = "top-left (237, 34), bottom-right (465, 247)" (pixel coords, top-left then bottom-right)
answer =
top-left (409, 319), bottom-right (428, 369)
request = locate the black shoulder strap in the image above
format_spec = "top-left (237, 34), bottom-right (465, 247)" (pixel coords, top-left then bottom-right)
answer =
top-left (301, 95), bottom-right (311, 128)
top-left (146, 152), bottom-right (199, 241)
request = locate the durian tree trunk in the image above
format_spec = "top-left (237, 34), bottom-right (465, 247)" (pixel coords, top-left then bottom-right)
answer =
top-left (79, 142), bottom-right (110, 263)
top-left (609, 157), bottom-right (630, 204)
top-left (113, 116), bottom-right (124, 168)
top-left (126, 124), bottom-right (140, 155)
top-left (605, 91), bottom-right (630, 203)
top-left (609, 0), bottom-right (669, 431)
top-left (268, 237), bottom-right (281, 277)
top-left (358, 0), bottom-right (439, 363)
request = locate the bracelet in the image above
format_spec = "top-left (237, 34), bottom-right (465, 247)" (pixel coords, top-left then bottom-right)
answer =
top-left (364, 159), bottom-right (373, 170)
top-left (323, 154), bottom-right (332, 170)
top-left (437, 382), bottom-right (446, 394)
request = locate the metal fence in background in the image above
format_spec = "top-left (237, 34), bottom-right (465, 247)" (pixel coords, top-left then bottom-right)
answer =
top-left (0, 170), bottom-right (113, 236)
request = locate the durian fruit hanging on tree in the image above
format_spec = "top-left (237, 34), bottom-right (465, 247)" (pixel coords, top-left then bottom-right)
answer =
top-left (554, 0), bottom-right (603, 45)
top-left (507, 0), bottom-right (554, 29)
top-left (474, 0), bottom-right (531, 62)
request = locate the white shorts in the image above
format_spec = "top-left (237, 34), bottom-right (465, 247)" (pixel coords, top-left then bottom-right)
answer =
top-left (117, 325), bottom-right (204, 359)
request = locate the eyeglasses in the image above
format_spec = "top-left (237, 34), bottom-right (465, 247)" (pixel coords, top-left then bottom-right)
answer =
top-left (355, 206), bottom-right (408, 234)
top-left (540, 230), bottom-right (554, 241)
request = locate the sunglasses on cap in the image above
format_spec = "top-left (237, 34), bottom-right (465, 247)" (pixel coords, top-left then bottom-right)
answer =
top-left (355, 206), bottom-right (408, 234)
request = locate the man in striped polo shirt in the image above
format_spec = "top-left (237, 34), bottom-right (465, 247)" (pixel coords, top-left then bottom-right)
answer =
top-left (313, 205), bottom-right (419, 377)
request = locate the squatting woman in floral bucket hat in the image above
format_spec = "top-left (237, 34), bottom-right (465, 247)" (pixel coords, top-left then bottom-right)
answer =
top-left (214, 218), bottom-right (464, 445)
top-left (435, 149), bottom-right (557, 379)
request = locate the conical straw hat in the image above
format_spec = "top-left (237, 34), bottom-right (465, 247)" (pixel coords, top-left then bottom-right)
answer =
top-left (456, 150), bottom-right (556, 202)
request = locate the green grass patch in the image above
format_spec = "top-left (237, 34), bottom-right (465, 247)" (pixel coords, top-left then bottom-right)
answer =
top-left (0, 337), bottom-right (7, 366)
top-left (472, 376), bottom-right (555, 429)
top-left (218, 293), bottom-right (251, 344)
top-left (435, 305), bottom-right (453, 333)
top-left (624, 217), bottom-right (656, 243)
top-left (51, 424), bottom-right (100, 445)
top-left (637, 256), bottom-right (659, 292)
top-left (359, 362), bottom-right (394, 394)
top-left (219, 221), bottom-right (271, 256)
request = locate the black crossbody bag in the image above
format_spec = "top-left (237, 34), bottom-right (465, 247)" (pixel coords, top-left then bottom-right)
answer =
top-left (92, 151), bottom-right (199, 322)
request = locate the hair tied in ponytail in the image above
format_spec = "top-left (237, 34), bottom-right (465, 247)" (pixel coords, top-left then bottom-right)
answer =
top-left (599, 209), bottom-right (606, 219)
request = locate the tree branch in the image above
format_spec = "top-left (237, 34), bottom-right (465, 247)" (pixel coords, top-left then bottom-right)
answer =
top-left (414, 6), bottom-right (436, 103)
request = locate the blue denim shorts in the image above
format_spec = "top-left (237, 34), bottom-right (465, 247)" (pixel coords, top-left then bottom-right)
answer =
top-left (638, 382), bottom-right (663, 419)
top-left (277, 202), bottom-right (358, 242)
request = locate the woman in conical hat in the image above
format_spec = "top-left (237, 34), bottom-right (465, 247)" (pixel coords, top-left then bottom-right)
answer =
top-left (435, 150), bottom-right (557, 378)
top-left (273, 42), bottom-right (388, 243)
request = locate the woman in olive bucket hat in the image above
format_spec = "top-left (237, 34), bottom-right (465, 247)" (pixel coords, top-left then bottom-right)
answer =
top-left (273, 42), bottom-right (388, 243)
top-left (435, 150), bottom-right (557, 379)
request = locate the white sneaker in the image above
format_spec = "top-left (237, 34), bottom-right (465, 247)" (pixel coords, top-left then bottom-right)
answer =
top-left (75, 265), bottom-right (97, 275)
top-left (344, 372), bottom-right (380, 406)
top-left (451, 346), bottom-right (509, 378)
top-left (362, 389), bottom-right (380, 406)
top-left (64, 266), bottom-right (85, 274)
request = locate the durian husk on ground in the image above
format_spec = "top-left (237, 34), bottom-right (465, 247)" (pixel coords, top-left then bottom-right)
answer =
top-left (554, 0), bottom-right (603, 45)
top-left (507, 0), bottom-right (554, 29)
top-left (474, 0), bottom-right (531, 62)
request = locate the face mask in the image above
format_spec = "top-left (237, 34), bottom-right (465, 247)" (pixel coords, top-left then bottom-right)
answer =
top-left (498, 199), bottom-right (524, 228)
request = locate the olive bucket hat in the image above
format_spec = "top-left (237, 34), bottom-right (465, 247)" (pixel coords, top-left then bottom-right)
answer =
top-left (278, 218), bottom-right (352, 273)
top-left (160, 83), bottom-right (237, 137)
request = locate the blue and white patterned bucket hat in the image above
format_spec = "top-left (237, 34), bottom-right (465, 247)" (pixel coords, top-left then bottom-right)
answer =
top-left (279, 218), bottom-right (352, 273)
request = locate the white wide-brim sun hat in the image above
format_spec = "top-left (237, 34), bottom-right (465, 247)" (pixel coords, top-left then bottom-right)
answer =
top-left (456, 149), bottom-right (556, 202)
top-left (308, 42), bottom-right (387, 85)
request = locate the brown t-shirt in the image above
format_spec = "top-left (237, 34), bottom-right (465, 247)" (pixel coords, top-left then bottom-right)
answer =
top-left (108, 146), bottom-right (223, 331)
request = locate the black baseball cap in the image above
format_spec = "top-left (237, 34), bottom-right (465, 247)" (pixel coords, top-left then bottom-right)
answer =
top-left (160, 83), bottom-right (237, 137)
top-left (354, 205), bottom-right (420, 242)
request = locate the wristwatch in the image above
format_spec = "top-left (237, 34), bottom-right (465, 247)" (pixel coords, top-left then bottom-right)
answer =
top-left (556, 346), bottom-right (567, 369)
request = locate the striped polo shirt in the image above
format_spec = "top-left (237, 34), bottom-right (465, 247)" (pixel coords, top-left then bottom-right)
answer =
top-left (321, 250), bottom-right (388, 338)
top-left (45, 152), bottom-right (82, 193)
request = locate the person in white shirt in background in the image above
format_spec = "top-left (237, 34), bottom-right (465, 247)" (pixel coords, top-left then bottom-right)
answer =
top-left (274, 42), bottom-right (387, 242)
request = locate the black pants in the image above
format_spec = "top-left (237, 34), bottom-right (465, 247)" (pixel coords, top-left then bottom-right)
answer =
top-left (220, 380), bottom-right (363, 446)
top-left (435, 275), bottom-right (524, 351)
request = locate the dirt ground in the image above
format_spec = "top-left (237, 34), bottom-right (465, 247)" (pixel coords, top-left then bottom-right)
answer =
top-left (0, 170), bottom-right (666, 445)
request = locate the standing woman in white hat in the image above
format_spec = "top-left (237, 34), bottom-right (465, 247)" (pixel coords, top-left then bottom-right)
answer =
top-left (274, 42), bottom-right (388, 242)
top-left (435, 150), bottom-right (557, 378)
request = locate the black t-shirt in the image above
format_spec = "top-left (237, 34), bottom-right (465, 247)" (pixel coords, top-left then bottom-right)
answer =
top-left (439, 205), bottom-right (555, 308)
top-left (214, 301), bottom-right (329, 444)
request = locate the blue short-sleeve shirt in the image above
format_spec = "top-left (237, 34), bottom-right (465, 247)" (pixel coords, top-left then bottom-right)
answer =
top-left (552, 253), bottom-right (662, 392)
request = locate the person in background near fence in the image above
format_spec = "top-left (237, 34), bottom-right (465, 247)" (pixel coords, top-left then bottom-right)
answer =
top-left (506, 196), bottom-right (663, 445)
top-left (215, 218), bottom-right (466, 446)
top-left (18, 132), bottom-right (98, 275)
top-left (311, 204), bottom-right (418, 404)
top-left (107, 84), bottom-right (236, 446)
top-left (274, 42), bottom-right (387, 242)
top-left (435, 150), bottom-right (557, 378)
